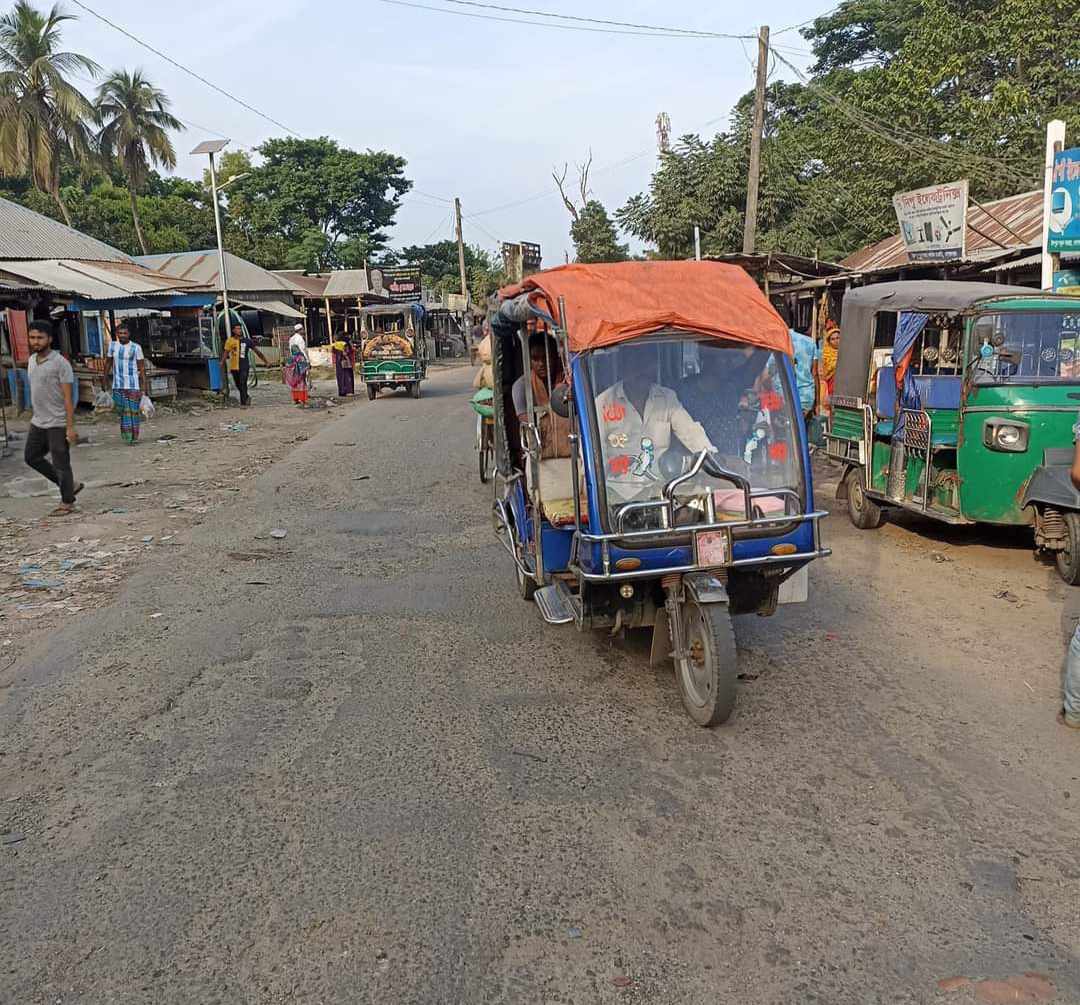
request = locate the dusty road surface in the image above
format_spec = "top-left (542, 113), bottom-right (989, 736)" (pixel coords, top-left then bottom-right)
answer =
top-left (2, 364), bottom-right (1078, 1004)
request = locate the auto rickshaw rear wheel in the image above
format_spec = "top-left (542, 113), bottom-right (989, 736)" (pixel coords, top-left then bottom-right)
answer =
top-left (516, 553), bottom-right (537, 601)
top-left (675, 599), bottom-right (737, 727)
top-left (411, 381), bottom-right (422, 399)
top-left (845, 468), bottom-right (883, 530)
top-left (367, 384), bottom-right (378, 401)
top-left (1055, 512), bottom-right (1080, 585)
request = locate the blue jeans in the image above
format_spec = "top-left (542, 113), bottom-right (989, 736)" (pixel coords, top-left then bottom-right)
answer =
top-left (1065, 624), bottom-right (1080, 724)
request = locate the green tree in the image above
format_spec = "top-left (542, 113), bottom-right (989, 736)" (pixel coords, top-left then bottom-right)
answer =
top-left (96, 68), bottom-right (183, 254)
top-left (570, 200), bottom-right (628, 263)
top-left (0, 0), bottom-right (98, 224)
top-left (397, 239), bottom-right (505, 303)
top-left (226, 136), bottom-right (412, 271)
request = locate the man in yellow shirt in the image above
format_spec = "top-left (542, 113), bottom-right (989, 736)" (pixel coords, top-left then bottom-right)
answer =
top-left (221, 321), bottom-right (270, 406)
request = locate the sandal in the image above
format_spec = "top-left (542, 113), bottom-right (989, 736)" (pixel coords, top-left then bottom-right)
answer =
top-left (49, 504), bottom-right (76, 516)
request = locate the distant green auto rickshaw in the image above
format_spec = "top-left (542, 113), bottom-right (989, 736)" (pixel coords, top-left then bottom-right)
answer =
top-left (826, 280), bottom-right (1080, 583)
top-left (359, 303), bottom-right (428, 399)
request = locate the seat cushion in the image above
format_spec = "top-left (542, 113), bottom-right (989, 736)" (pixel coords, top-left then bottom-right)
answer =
top-left (527, 458), bottom-right (585, 525)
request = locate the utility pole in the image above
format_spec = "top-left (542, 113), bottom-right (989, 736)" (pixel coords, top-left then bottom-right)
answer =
top-left (742, 25), bottom-right (770, 256)
top-left (454, 198), bottom-right (469, 308)
top-left (1041, 120), bottom-right (1066, 291)
top-left (192, 139), bottom-right (233, 399)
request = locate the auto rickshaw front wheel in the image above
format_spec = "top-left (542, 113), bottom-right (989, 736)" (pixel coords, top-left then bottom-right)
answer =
top-left (410, 381), bottom-right (422, 399)
top-left (675, 600), bottom-right (737, 727)
top-left (1055, 512), bottom-right (1080, 585)
top-left (845, 468), bottom-right (884, 530)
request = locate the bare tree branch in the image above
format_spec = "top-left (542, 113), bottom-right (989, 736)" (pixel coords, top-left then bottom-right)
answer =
top-left (578, 149), bottom-right (593, 207)
top-left (552, 163), bottom-right (579, 221)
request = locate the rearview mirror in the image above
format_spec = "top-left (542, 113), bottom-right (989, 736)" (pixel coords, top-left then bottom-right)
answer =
top-left (550, 383), bottom-right (572, 418)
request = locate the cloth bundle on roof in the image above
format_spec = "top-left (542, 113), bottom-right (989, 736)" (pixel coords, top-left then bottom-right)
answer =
top-left (499, 261), bottom-right (791, 356)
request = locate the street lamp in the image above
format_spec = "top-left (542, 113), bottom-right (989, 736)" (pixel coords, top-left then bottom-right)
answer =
top-left (191, 138), bottom-right (233, 398)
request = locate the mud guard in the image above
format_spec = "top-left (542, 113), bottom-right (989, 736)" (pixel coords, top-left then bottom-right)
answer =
top-left (650, 607), bottom-right (670, 668)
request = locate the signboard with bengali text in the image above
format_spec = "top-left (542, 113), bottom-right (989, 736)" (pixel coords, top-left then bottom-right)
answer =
top-left (1048, 148), bottom-right (1080, 254)
top-left (372, 265), bottom-right (422, 303)
top-left (892, 180), bottom-right (968, 262)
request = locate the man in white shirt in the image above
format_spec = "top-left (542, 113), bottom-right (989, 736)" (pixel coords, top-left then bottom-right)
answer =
top-left (595, 343), bottom-right (713, 502)
top-left (104, 321), bottom-right (146, 444)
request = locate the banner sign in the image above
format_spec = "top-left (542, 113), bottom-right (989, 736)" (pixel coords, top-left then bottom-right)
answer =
top-left (892, 180), bottom-right (968, 262)
top-left (1048, 148), bottom-right (1080, 254)
top-left (372, 265), bottom-right (422, 302)
top-left (1054, 270), bottom-right (1080, 295)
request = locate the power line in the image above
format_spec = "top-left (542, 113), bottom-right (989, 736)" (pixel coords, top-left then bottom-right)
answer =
top-left (768, 47), bottom-right (1037, 188)
top-left (69, 0), bottom-right (303, 138)
top-left (439, 0), bottom-right (753, 38)
top-left (376, 0), bottom-right (748, 38)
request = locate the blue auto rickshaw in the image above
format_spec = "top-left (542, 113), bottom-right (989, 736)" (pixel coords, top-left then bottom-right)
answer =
top-left (489, 261), bottom-right (830, 726)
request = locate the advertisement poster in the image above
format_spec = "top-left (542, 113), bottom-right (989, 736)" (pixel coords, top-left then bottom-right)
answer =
top-left (371, 265), bottom-right (422, 303)
top-left (1048, 148), bottom-right (1080, 254)
top-left (1053, 269), bottom-right (1080, 296)
top-left (892, 180), bottom-right (968, 262)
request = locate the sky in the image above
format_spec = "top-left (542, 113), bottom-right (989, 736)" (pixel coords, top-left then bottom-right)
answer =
top-left (63, 0), bottom-right (822, 265)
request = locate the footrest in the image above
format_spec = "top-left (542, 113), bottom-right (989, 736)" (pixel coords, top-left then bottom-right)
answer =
top-left (534, 583), bottom-right (575, 625)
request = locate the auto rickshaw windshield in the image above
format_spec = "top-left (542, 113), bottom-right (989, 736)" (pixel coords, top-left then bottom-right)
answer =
top-left (971, 309), bottom-right (1080, 383)
top-left (586, 337), bottom-right (803, 518)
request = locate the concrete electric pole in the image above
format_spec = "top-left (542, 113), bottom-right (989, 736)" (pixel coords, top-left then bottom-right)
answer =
top-left (454, 198), bottom-right (469, 308)
top-left (742, 25), bottom-right (770, 255)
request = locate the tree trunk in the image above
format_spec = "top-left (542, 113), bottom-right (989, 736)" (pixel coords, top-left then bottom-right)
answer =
top-left (128, 185), bottom-right (149, 256)
top-left (52, 186), bottom-right (73, 227)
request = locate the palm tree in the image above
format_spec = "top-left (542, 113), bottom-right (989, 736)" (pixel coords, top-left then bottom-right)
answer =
top-left (96, 69), bottom-right (183, 255)
top-left (0, 1), bottom-right (99, 225)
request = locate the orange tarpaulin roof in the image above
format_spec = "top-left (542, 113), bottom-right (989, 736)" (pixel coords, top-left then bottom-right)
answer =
top-left (499, 261), bottom-right (792, 355)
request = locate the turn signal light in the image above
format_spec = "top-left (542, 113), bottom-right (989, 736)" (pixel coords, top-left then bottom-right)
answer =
top-left (770, 543), bottom-right (798, 556)
top-left (614, 557), bottom-right (642, 571)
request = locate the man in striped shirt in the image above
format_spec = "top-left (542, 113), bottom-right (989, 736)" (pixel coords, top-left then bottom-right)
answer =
top-left (104, 321), bottom-right (147, 444)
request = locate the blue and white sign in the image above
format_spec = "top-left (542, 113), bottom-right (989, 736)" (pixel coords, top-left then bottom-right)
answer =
top-left (1048, 148), bottom-right (1080, 254)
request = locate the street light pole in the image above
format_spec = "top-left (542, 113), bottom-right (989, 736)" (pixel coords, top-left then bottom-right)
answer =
top-left (192, 139), bottom-right (233, 399)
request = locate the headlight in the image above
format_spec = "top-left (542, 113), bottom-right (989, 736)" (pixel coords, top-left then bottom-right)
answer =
top-left (983, 418), bottom-right (1029, 453)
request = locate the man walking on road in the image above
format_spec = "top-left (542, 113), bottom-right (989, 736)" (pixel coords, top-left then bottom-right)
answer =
top-left (24, 319), bottom-right (82, 515)
top-left (104, 321), bottom-right (146, 444)
top-left (222, 322), bottom-right (270, 406)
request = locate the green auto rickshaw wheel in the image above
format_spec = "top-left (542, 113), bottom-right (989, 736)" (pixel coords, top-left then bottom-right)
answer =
top-left (675, 599), bottom-right (737, 727)
top-left (367, 384), bottom-right (378, 401)
top-left (845, 467), bottom-right (884, 530)
top-left (411, 381), bottom-right (422, 399)
top-left (1055, 512), bottom-right (1080, 586)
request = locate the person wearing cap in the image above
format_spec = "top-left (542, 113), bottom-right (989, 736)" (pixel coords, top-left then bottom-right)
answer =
top-left (288, 323), bottom-right (308, 357)
top-left (104, 320), bottom-right (146, 444)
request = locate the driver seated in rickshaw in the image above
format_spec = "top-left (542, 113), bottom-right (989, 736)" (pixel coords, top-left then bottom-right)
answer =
top-left (513, 332), bottom-right (571, 459)
top-left (595, 342), bottom-right (714, 506)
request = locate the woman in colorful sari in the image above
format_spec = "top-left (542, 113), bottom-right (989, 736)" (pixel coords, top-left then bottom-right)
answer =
top-left (819, 321), bottom-right (840, 416)
top-left (284, 343), bottom-right (310, 407)
top-left (331, 334), bottom-right (356, 396)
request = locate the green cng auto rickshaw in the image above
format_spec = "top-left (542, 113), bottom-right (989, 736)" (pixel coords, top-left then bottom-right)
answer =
top-left (359, 303), bottom-right (428, 399)
top-left (826, 281), bottom-right (1080, 582)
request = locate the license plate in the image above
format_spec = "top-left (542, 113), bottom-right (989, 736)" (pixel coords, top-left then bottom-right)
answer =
top-left (395, 374), bottom-right (409, 381)
top-left (695, 529), bottom-right (730, 568)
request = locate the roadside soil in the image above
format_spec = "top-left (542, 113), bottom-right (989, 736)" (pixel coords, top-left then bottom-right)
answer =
top-left (0, 366), bottom-right (394, 670)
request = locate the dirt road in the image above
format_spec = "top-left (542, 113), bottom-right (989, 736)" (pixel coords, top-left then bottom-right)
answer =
top-left (2, 364), bottom-right (1077, 1004)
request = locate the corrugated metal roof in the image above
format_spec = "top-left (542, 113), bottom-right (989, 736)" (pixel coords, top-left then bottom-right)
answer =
top-left (323, 269), bottom-right (374, 297)
top-left (233, 297), bottom-right (305, 319)
top-left (273, 270), bottom-right (330, 297)
top-left (137, 250), bottom-right (305, 296)
top-left (841, 189), bottom-right (1044, 272)
top-left (0, 258), bottom-right (198, 299)
top-left (0, 196), bottom-right (131, 262)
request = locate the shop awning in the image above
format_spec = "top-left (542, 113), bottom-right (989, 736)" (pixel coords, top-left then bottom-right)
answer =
top-left (232, 297), bottom-right (305, 320)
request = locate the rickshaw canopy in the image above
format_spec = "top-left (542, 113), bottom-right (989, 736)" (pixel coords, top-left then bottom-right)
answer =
top-left (833, 280), bottom-right (1030, 399)
top-left (498, 261), bottom-right (791, 355)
